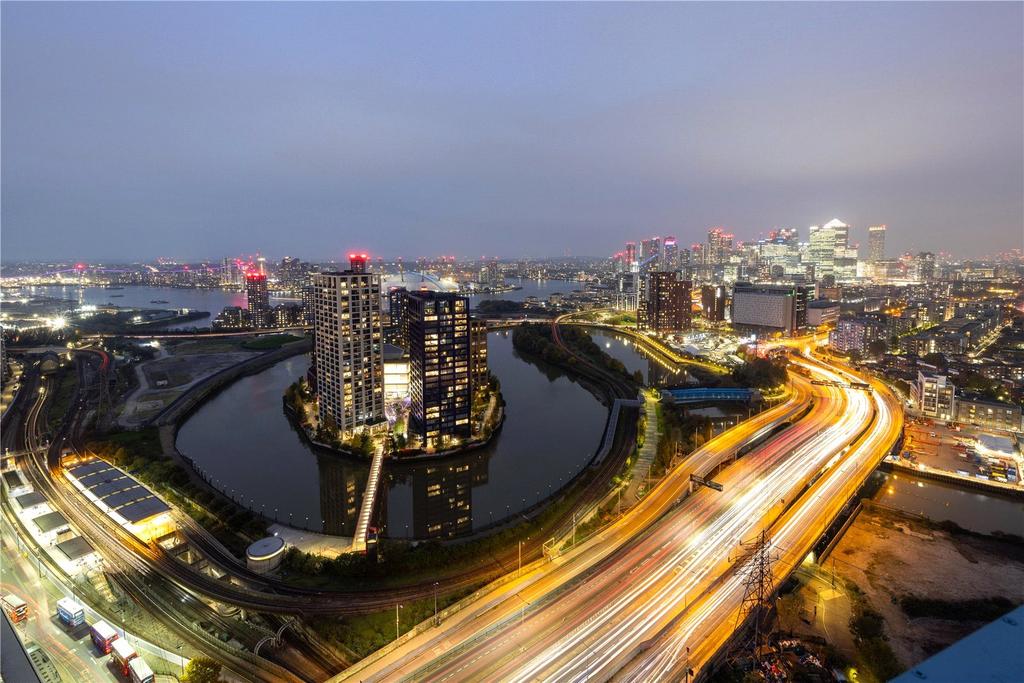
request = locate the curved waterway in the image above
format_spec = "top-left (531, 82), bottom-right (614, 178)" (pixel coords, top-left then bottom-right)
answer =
top-left (177, 331), bottom-right (609, 539)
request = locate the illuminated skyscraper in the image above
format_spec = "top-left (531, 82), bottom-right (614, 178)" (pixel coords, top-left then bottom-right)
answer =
top-left (640, 237), bottom-right (662, 270)
top-left (312, 254), bottom-right (386, 436)
top-left (706, 227), bottom-right (733, 266)
top-left (245, 272), bottom-right (270, 328)
top-left (624, 242), bottom-right (636, 268)
top-left (662, 236), bottom-right (679, 271)
top-left (394, 290), bottom-right (472, 450)
top-left (868, 225), bottom-right (887, 263)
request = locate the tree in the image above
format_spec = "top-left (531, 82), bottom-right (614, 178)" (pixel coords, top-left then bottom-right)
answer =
top-left (182, 656), bottom-right (222, 683)
top-left (867, 339), bottom-right (887, 357)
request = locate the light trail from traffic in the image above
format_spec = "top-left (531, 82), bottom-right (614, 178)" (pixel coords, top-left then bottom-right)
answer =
top-left (336, 349), bottom-right (899, 683)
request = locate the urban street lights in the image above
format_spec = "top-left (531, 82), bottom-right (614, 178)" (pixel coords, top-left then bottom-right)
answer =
top-left (433, 581), bottom-right (439, 626)
top-left (395, 603), bottom-right (403, 641)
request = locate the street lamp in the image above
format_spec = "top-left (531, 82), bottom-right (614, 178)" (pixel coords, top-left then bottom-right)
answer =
top-left (433, 582), bottom-right (439, 626)
top-left (395, 604), bottom-right (403, 641)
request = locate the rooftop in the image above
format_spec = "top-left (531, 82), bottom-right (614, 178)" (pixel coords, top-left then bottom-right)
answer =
top-left (65, 459), bottom-right (170, 524)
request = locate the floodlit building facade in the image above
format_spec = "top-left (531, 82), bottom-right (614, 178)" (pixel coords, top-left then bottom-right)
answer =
top-left (730, 283), bottom-right (808, 336)
top-left (245, 272), bottom-right (270, 328)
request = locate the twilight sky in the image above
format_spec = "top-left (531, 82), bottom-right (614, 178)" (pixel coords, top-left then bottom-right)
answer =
top-left (2, 2), bottom-right (1022, 262)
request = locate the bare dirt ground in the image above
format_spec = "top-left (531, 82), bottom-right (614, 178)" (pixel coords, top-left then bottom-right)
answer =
top-left (789, 503), bottom-right (1024, 671)
top-left (116, 340), bottom-right (259, 426)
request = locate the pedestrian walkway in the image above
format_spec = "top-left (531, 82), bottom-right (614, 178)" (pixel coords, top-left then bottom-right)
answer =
top-left (625, 390), bottom-right (661, 501)
top-left (351, 449), bottom-right (385, 553)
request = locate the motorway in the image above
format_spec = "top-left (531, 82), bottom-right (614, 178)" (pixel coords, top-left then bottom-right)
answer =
top-left (7, 325), bottom-right (900, 682)
top-left (335, 350), bottom-right (900, 682)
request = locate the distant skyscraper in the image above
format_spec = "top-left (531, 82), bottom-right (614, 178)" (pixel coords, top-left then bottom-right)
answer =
top-left (912, 252), bottom-right (936, 282)
top-left (662, 236), bottom-right (679, 271)
top-left (312, 254), bottom-right (386, 435)
top-left (245, 272), bottom-right (270, 328)
top-left (638, 272), bottom-right (691, 334)
top-left (706, 227), bottom-right (733, 266)
top-left (868, 225), bottom-right (887, 263)
top-left (624, 242), bottom-right (636, 268)
top-left (640, 237), bottom-right (662, 270)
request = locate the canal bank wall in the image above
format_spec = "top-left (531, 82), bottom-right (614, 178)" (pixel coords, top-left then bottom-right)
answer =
top-left (150, 337), bottom-right (311, 428)
top-left (878, 459), bottom-right (1024, 498)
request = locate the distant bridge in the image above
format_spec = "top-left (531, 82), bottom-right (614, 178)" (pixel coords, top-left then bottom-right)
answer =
top-left (659, 387), bottom-right (759, 404)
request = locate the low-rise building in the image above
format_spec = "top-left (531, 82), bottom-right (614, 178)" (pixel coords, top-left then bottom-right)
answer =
top-left (806, 299), bottom-right (840, 327)
top-left (955, 395), bottom-right (1022, 433)
top-left (911, 371), bottom-right (956, 421)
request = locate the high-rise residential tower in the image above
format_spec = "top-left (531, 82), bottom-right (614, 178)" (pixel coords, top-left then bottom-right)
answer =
top-left (394, 290), bottom-right (473, 450)
top-left (312, 254), bottom-right (386, 436)
top-left (245, 271), bottom-right (270, 328)
top-left (638, 271), bottom-right (692, 334)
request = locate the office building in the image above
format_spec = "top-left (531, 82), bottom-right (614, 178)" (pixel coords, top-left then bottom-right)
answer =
top-left (245, 272), bottom-right (270, 328)
top-left (638, 272), bottom-right (691, 334)
top-left (395, 290), bottom-right (473, 450)
top-left (911, 372), bottom-right (956, 421)
top-left (806, 299), bottom-right (840, 327)
top-left (700, 285), bottom-right (727, 322)
top-left (730, 283), bottom-right (808, 336)
top-left (311, 254), bottom-right (386, 436)
top-left (868, 225), bottom-right (887, 263)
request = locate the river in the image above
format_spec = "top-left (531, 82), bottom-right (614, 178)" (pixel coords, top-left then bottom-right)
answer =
top-left (175, 321), bottom-right (1020, 541)
top-left (176, 331), bottom-right (608, 539)
top-left (24, 279), bottom-right (581, 330)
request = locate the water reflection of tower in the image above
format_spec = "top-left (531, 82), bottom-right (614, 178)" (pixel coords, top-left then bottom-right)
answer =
top-left (407, 452), bottom-right (489, 539)
top-left (317, 454), bottom-right (368, 536)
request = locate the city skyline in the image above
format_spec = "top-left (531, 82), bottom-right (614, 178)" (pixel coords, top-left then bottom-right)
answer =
top-left (3, 2), bottom-right (1022, 262)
